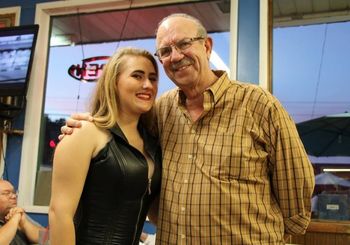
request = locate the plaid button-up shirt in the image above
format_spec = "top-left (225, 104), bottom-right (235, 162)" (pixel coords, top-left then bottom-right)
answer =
top-left (155, 71), bottom-right (314, 245)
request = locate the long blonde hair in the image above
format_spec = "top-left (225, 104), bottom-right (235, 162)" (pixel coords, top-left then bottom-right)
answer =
top-left (90, 47), bottom-right (158, 129)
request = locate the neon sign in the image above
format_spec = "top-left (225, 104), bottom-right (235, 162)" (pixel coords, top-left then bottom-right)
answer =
top-left (68, 56), bottom-right (110, 82)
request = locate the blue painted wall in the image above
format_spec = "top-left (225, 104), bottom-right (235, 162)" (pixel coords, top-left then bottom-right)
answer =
top-left (237, 0), bottom-right (260, 84)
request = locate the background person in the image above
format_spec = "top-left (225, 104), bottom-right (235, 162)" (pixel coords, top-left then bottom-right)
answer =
top-left (49, 47), bottom-right (161, 245)
top-left (0, 179), bottom-right (42, 245)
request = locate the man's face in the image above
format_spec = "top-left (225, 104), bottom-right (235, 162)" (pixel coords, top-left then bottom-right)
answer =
top-left (0, 181), bottom-right (17, 219)
top-left (155, 16), bottom-right (212, 91)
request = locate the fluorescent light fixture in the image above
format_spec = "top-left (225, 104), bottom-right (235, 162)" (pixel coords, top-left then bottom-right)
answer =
top-left (210, 50), bottom-right (230, 76)
top-left (323, 169), bottom-right (350, 172)
top-left (50, 34), bottom-right (74, 46)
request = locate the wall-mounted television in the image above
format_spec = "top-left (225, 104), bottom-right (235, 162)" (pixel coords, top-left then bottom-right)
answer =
top-left (0, 24), bottom-right (39, 97)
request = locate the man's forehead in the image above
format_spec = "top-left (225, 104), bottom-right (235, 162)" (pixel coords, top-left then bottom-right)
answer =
top-left (157, 19), bottom-right (197, 45)
top-left (0, 181), bottom-right (13, 191)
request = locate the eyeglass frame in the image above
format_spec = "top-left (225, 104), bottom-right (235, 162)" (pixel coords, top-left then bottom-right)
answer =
top-left (154, 36), bottom-right (205, 60)
top-left (0, 190), bottom-right (19, 198)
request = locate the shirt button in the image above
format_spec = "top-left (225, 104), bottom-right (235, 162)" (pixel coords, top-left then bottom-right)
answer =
top-left (181, 207), bottom-right (185, 212)
top-left (181, 234), bottom-right (185, 239)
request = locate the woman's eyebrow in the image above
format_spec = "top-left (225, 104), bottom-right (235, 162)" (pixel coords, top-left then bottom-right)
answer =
top-left (132, 70), bottom-right (145, 74)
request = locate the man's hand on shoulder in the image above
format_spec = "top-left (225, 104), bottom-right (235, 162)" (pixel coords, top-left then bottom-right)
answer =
top-left (59, 112), bottom-right (93, 140)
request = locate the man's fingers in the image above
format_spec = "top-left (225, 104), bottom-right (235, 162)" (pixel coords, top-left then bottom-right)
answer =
top-left (71, 112), bottom-right (93, 121)
top-left (60, 125), bottom-right (73, 134)
top-left (58, 112), bottom-right (93, 141)
top-left (9, 207), bottom-right (24, 214)
top-left (66, 118), bottom-right (82, 128)
top-left (58, 134), bottom-right (65, 141)
top-left (58, 126), bottom-right (72, 141)
top-left (5, 208), bottom-right (23, 220)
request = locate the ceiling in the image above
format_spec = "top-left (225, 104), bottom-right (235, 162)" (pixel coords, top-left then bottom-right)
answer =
top-left (50, 1), bottom-right (230, 46)
top-left (50, 0), bottom-right (350, 46)
top-left (274, 0), bottom-right (350, 27)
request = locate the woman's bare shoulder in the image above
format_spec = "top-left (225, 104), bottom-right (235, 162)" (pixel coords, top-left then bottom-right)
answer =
top-left (80, 121), bottom-right (112, 156)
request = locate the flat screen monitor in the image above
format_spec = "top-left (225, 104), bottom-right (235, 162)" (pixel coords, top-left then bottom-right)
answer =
top-left (0, 24), bottom-right (39, 97)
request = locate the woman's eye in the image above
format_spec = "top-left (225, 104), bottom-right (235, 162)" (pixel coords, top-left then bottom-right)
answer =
top-left (149, 77), bottom-right (158, 83)
top-left (132, 74), bottom-right (142, 79)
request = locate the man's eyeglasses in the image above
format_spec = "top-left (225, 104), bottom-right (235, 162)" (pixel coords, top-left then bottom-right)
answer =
top-left (154, 37), bottom-right (205, 60)
top-left (0, 190), bottom-right (18, 198)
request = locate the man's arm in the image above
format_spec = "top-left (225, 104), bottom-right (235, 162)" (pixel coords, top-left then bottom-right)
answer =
top-left (268, 96), bottom-right (315, 235)
top-left (0, 212), bottom-right (22, 244)
top-left (19, 212), bottom-right (43, 243)
top-left (5, 207), bottom-right (43, 243)
top-left (59, 112), bottom-right (93, 140)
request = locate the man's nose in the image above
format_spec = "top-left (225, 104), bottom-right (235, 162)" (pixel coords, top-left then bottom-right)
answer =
top-left (169, 46), bottom-right (184, 61)
top-left (9, 192), bottom-right (17, 198)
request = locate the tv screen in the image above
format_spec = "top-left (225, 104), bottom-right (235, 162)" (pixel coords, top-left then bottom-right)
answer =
top-left (0, 24), bottom-right (39, 97)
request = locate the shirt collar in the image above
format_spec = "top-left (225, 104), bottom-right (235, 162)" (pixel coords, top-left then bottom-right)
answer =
top-left (178, 70), bottom-right (231, 106)
top-left (207, 70), bottom-right (231, 103)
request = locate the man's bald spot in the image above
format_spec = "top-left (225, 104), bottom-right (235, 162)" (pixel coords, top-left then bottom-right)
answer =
top-left (155, 13), bottom-right (207, 38)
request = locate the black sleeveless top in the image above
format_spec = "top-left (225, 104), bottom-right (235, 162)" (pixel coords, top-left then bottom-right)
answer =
top-left (74, 125), bottom-right (161, 245)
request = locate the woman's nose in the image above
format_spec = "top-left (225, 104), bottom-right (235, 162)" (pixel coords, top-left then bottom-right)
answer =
top-left (142, 79), bottom-right (153, 89)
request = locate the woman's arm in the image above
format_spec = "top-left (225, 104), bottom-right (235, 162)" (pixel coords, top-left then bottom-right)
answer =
top-left (49, 122), bottom-right (98, 245)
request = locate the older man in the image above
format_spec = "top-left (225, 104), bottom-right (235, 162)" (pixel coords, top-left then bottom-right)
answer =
top-left (62, 13), bottom-right (315, 245)
top-left (0, 180), bottom-right (42, 244)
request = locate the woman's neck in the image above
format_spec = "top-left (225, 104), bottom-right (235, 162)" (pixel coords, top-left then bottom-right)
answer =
top-left (117, 111), bottom-right (139, 130)
top-left (117, 112), bottom-right (143, 147)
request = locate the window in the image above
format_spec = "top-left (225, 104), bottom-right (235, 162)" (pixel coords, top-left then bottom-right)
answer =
top-left (273, 18), bottom-right (350, 221)
top-left (18, 0), bottom-right (232, 210)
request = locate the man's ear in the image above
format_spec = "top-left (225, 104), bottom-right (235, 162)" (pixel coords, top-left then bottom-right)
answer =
top-left (204, 36), bottom-right (213, 60)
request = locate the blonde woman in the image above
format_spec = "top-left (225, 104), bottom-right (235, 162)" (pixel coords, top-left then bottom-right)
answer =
top-left (49, 47), bottom-right (161, 245)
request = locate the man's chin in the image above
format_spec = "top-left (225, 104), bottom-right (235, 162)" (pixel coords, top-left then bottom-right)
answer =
top-left (8, 202), bottom-right (17, 208)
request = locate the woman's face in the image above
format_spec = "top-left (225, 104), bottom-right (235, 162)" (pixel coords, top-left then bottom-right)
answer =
top-left (116, 55), bottom-right (158, 117)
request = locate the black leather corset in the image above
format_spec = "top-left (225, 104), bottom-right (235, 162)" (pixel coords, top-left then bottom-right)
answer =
top-left (74, 126), bottom-right (161, 245)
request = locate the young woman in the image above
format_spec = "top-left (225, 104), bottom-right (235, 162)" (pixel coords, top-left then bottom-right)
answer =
top-left (49, 47), bottom-right (161, 245)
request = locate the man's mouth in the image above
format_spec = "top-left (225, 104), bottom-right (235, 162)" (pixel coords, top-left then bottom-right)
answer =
top-left (171, 58), bottom-right (193, 72)
top-left (174, 65), bottom-right (190, 72)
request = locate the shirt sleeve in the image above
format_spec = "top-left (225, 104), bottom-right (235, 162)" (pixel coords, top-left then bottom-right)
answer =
top-left (267, 96), bottom-right (315, 235)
